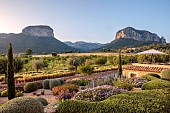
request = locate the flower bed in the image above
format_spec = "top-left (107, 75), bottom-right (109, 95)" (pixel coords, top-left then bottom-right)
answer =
top-left (131, 77), bottom-right (148, 88)
top-left (74, 85), bottom-right (127, 101)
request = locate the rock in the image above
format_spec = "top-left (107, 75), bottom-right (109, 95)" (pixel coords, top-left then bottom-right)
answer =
top-left (22, 25), bottom-right (54, 37)
top-left (115, 27), bottom-right (166, 43)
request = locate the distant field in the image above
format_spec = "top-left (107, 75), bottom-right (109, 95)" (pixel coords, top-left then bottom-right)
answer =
top-left (32, 52), bottom-right (135, 57)
top-left (32, 54), bottom-right (52, 57)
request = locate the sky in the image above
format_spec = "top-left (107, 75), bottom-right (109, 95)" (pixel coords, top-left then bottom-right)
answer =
top-left (0, 0), bottom-right (170, 43)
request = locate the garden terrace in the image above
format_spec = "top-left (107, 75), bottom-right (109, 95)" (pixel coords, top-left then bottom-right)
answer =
top-left (0, 70), bottom-right (117, 92)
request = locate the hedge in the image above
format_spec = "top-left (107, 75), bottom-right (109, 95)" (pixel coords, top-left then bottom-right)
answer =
top-left (141, 74), bottom-right (159, 81)
top-left (161, 69), bottom-right (170, 81)
top-left (56, 89), bottom-right (170, 113)
top-left (145, 73), bottom-right (160, 78)
top-left (141, 79), bottom-right (170, 90)
top-left (15, 72), bottom-right (75, 83)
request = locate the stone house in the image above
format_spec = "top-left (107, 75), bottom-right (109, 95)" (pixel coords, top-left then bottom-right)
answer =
top-left (123, 63), bottom-right (170, 78)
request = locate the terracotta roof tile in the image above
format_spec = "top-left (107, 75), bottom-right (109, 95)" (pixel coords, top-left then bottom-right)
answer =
top-left (123, 65), bottom-right (169, 73)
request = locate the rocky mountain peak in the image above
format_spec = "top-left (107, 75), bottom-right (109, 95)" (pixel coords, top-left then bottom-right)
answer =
top-left (22, 25), bottom-right (54, 37)
top-left (115, 27), bottom-right (166, 43)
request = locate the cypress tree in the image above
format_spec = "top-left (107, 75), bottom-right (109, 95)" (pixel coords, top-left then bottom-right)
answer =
top-left (7, 43), bottom-right (15, 100)
top-left (117, 50), bottom-right (122, 77)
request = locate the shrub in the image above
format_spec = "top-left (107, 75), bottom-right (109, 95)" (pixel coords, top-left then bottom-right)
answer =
top-left (65, 78), bottom-right (82, 85)
top-left (56, 89), bottom-right (170, 113)
top-left (56, 78), bottom-right (64, 85)
top-left (141, 74), bottom-right (159, 81)
top-left (35, 97), bottom-right (48, 106)
top-left (161, 69), bottom-right (170, 81)
top-left (0, 97), bottom-right (44, 113)
top-left (52, 86), bottom-right (67, 95)
top-left (78, 80), bottom-right (89, 86)
top-left (146, 73), bottom-right (160, 78)
top-left (94, 56), bottom-right (107, 65)
top-left (42, 79), bottom-right (50, 89)
top-left (15, 72), bottom-right (75, 83)
top-left (52, 52), bottom-right (57, 56)
top-left (24, 82), bottom-right (38, 93)
top-left (32, 60), bottom-right (44, 72)
top-left (112, 78), bottom-right (134, 91)
top-left (75, 85), bottom-right (126, 101)
top-left (141, 79), bottom-right (170, 90)
top-left (78, 64), bottom-right (94, 75)
top-left (1, 90), bottom-right (8, 97)
top-left (16, 91), bottom-right (24, 97)
top-left (1, 90), bottom-right (23, 97)
top-left (49, 79), bottom-right (61, 90)
top-left (63, 84), bottom-right (79, 93)
top-left (52, 84), bottom-right (78, 95)
top-left (36, 81), bottom-right (43, 89)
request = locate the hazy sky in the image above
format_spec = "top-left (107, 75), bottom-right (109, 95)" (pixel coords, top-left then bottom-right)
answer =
top-left (0, 0), bottom-right (170, 43)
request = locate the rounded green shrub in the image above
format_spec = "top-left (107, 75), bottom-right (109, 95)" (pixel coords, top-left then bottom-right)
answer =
top-left (56, 78), bottom-right (64, 85)
top-left (78, 64), bottom-right (94, 75)
top-left (141, 74), bottom-right (159, 81)
top-left (141, 79), bottom-right (170, 90)
top-left (0, 90), bottom-right (8, 97)
top-left (49, 79), bottom-right (61, 90)
top-left (94, 56), bottom-right (107, 65)
top-left (161, 69), bottom-right (170, 81)
top-left (35, 97), bottom-right (48, 106)
top-left (24, 82), bottom-right (38, 93)
top-left (0, 97), bottom-right (44, 113)
top-left (42, 79), bottom-right (50, 89)
top-left (78, 80), bottom-right (89, 86)
top-left (146, 73), bottom-right (160, 78)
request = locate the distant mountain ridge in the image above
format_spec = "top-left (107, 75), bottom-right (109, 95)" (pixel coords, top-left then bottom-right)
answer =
top-left (0, 25), bottom-right (78, 54)
top-left (64, 41), bottom-right (104, 52)
top-left (95, 38), bottom-right (161, 51)
top-left (115, 27), bottom-right (166, 43)
top-left (95, 27), bottom-right (166, 51)
top-left (0, 26), bottom-right (167, 53)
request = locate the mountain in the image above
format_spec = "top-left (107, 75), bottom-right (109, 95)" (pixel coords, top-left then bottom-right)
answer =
top-left (95, 27), bottom-right (166, 51)
top-left (0, 25), bottom-right (78, 54)
top-left (95, 38), bottom-right (161, 51)
top-left (64, 41), bottom-right (104, 52)
top-left (116, 27), bottom-right (166, 43)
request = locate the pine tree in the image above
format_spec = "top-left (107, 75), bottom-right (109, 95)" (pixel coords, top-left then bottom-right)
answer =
top-left (117, 50), bottom-right (122, 77)
top-left (7, 43), bottom-right (15, 100)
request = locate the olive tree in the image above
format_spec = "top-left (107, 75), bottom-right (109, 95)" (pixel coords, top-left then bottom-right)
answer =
top-left (32, 60), bottom-right (44, 72)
